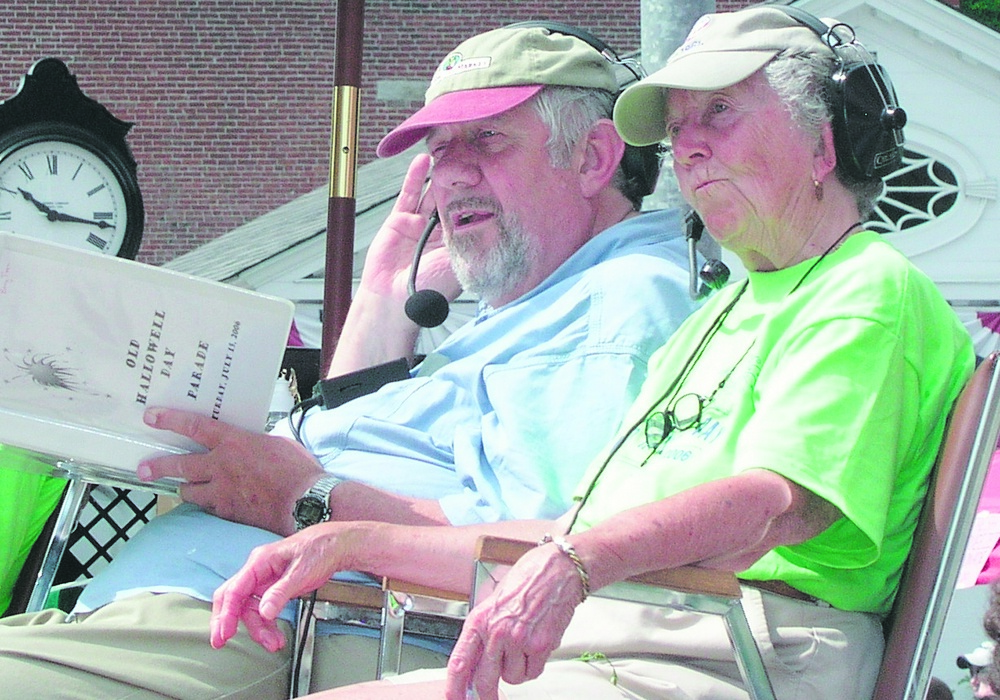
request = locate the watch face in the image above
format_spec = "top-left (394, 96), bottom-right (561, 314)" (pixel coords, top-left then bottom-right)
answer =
top-left (0, 139), bottom-right (133, 256)
top-left (293, 496), bottom-right (329, 529)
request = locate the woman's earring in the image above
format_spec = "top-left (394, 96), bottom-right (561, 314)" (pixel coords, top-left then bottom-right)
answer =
top-left (813, 178), bottom-right (824, 202)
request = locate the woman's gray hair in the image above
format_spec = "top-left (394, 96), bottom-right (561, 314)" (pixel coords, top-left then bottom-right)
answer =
top-left (530, 86), bottom-right (645, 209)
top-left (763, 49), bottom-right (884, 218)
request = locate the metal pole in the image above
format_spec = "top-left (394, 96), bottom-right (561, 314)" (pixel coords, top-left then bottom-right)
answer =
top-left (321, 0), bottom-right (365, 375)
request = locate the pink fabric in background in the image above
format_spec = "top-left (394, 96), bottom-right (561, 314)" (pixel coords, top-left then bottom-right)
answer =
top-left (287, 320), bottom-right (303, 348)
top-left (976, 449), bottom-right (1000, 585)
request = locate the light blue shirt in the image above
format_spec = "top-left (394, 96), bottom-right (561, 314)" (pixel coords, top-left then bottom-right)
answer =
top-left (77, 209), bottom-right (697, 621)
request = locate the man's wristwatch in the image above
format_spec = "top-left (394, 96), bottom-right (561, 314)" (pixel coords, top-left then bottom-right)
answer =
top-left (292, 474), bottom-right (343, 531)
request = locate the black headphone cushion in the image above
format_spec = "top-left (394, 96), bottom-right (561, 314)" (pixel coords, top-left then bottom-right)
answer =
top-left (621, 142), bottom-right (662, 200)
top-left (829, 60), bottom-right (905, 181)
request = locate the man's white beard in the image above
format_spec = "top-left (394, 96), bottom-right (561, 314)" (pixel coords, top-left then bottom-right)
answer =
top-left (446, 198), bottom-right (535, 304)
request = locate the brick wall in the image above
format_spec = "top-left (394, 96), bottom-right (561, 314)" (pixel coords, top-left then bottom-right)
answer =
top-left (0, 0), bottom-right (747, 265)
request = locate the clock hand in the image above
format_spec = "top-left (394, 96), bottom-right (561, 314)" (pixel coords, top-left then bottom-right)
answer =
top-left (18, 187), bottom-right (111, 229)
top-left (18, 187), bottom-right (57, 217)
top-left (51, 211), bottom-right (113, 229)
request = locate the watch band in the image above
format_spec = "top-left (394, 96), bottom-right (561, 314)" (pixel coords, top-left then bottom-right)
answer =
top-left (293, 474), bottom-right (343, 531)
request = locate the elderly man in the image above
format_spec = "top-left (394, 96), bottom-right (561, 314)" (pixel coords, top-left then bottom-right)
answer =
top-left (0, 23), bottom-right (696, 700)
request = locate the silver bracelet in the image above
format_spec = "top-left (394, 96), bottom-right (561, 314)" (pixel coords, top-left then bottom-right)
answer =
top-left (538, 534), bottom-right (590, 602)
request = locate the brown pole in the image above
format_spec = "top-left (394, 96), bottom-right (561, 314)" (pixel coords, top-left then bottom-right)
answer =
top-left (320, 0), bottom-right (365, 375)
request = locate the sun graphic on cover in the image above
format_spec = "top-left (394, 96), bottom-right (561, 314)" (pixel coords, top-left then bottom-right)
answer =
top-left (2, 347), bottom-right (108, 398)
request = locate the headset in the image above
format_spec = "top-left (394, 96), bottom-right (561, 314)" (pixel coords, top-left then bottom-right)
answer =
top-left (405, 21), bottom-right (664, 327)
top-left (775, 4), bottom-right (907, 181)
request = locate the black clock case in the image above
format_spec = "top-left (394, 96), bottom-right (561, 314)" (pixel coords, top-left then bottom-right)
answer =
top-left (0, 58), bottom-right (144, 259)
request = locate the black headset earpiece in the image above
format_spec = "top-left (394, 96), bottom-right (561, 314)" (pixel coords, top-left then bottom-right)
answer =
top-left (773, 5), bottom-right (906, 181)
top-left (504, 20), bottom-right (663, 198)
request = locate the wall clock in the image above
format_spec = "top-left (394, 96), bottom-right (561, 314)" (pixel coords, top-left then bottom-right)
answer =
top-left (0, 58), bottom-right (143, 259)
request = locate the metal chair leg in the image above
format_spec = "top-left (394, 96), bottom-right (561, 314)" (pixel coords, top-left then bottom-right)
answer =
top-left (377, 588), bottom-right (410, 678)
top-left (25, 477), bottom-right (89, 613)
top-left (724, 602), bottom-right (776, 700)
top-left (289, 596), bottom-right (317, 698)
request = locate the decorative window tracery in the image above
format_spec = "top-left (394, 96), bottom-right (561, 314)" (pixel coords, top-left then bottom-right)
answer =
top-left (867, 148), bottom-right (960, 234)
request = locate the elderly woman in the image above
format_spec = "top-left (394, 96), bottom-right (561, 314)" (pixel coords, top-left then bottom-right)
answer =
top-left (210, 7), bottom-right (973, 700)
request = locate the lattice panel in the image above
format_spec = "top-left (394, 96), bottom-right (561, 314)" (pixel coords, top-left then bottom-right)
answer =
top-left (58, 486), bottom-right (157, 583)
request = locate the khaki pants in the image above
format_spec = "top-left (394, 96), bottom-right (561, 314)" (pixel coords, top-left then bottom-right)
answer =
top-left (390, 587), bottom-right (885, 700)
top-left (0, 588), bottom-right (881, 699)
top-left (0, 593), bottom-right (447, 699)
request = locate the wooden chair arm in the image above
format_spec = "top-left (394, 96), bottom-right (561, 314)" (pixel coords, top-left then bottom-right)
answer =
top-left (381, 578), bottom-right (469, 602)
top-left (474, 535), bottom-right (742, 599)
top-left (314, 578), bottom-right (468, 609)
top-left (310, 536), bottom-right (742, 609)
top-left (314, 578), bottom-right (385, 609)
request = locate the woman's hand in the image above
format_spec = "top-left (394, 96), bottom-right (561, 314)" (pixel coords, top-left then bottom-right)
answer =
top-left (445, 542), bottom-right (585, 700)
top-left (209, 521), bottom-right (369, 652)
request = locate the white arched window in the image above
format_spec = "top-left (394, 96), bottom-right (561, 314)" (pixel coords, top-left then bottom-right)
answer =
top-left (869, 148), bottom-right (960, 235)
top-left (875, 125), bottom-right (997, 260)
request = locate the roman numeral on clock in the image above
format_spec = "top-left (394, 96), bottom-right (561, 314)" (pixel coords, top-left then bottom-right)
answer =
top-left (86, 232), bottom-right (108, 250)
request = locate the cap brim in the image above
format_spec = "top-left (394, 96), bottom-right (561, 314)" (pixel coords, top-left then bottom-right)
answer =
top-left (613, 50), bottom-right (777, 147)
top-left (377, 85), bottom-right (544, 157)
top-left (957, 656), bottom-right (980, 670)
top-left (958, 648), bottom-right (994, 669)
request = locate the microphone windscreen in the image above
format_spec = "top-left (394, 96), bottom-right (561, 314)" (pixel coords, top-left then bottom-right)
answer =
top-left (700, 259), bottom-right (731, 291)
top-left (405, 289), bottom-right (450, 328)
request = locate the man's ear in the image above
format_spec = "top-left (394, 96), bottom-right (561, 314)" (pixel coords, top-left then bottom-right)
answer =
top-left (578, 119), bottom-right (626, 198)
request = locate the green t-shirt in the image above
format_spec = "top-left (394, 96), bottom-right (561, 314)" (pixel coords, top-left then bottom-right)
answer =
top-left (0, 445), bottom-right (66, 615)
top-left (573, 232), bottom-right (974, 615)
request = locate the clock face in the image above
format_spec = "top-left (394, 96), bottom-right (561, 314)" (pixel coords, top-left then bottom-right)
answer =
top-left (0, 139), bottom-right (132, 256)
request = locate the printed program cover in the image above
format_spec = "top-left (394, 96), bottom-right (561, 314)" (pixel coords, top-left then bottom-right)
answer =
top-left (0, 231), bottom-right (294, 477)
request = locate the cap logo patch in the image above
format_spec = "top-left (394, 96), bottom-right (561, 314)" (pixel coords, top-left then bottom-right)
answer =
top-left (432, 52), bottom-right (493, 83)
top-left (678, 16), bottom-right (713, 54)
top-left (678, 39), bottom-right (704, 54)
